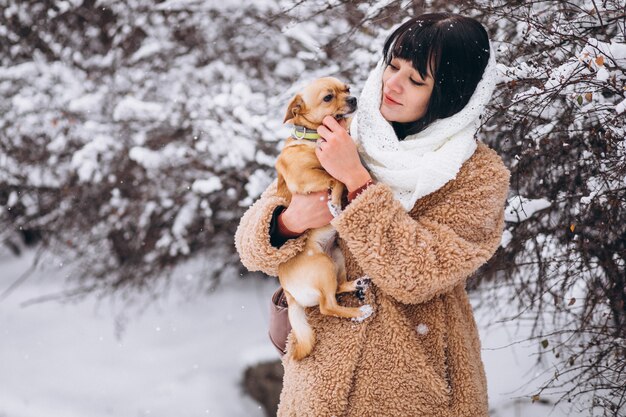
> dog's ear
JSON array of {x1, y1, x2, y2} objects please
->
[{"x1": 283, "y1": 94, "x2": 305, "y2": 123}]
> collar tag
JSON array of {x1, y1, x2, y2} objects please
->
[{"x1": 289, "y1": 125, "x2": 320, "y2": 141}]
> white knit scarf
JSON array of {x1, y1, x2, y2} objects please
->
[{"x1": 351, "y1": 40, "x2": 498, "y2": 211}]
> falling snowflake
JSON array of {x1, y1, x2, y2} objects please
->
[{"x1": 416, "y1": 323, "x2": 429, "y2": 335}]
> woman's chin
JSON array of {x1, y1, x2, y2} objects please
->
[
  {"x1": 379, "y1": 105, "x2": 398, "y2": 122},
  {"x1": 380, "y1": 106, "x2": 421, "y2": 124}
]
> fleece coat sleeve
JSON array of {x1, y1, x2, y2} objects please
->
[
  {"x1": 330, "y1": 149, "x2": 510, "y2": 305},
  {"x1": 234, "y1": 179, "x2": 309, "y2": 277}
]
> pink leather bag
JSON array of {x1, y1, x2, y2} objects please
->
[{"x1": 269, "y1": 287, "x2": 291, "y2": 356}]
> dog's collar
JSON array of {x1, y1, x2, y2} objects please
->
[{"x1": 287, "y1": 124, "x2": 320, "y2": 141}]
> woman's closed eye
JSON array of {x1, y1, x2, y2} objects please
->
[{"x1": 388, "y1": 62, "x2": 424, "y2": 86}]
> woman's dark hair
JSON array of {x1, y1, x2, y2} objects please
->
[{"x1": 382, "y1": 13, "x2": 491, "y2": 139}]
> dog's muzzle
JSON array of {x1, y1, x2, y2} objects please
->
[{"x1": 334, "y1": 96, "x2": 358, "y2": 121}]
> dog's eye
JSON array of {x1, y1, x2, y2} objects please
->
[{"x1": 323, "y1": 94, "x2": 333, "y2": 102}]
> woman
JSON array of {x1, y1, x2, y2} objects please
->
[{"x1": 235, "y1": 12, "x2": 510, "y2": 417}]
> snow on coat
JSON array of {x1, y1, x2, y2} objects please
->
[{"x1": 234, "y1": 141, "x2": 510, "y2": 417}]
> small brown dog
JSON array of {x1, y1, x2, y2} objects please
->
[{"x1": 275, "y1": 77, "x2": 372, "y2": 360}]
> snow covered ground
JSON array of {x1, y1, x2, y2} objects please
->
[
  {"x1": 1, "y1": 248, "x2": 582, "y2": 417},
  {"x1": 0, "y1": 249, "x2": 275, "y2": 417}
]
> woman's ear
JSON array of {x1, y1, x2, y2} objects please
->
[{"x1": 283, "y1": 94, "x2": 305, "y2": 123}]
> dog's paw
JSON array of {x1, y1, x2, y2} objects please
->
[
  {"x1": 355, "y1": 275, "x2": 371, "y2": 289},
  {"x1": 354, "y1": 275, "x2": 371, "y2": 301},
  {"x1": 327, "y1": 199, "x2": 343, "y2": 218},
  {"x1": 352, "y1": 304, "x2": 374, "y2": 323}
]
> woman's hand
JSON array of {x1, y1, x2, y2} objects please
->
[
  {"x1": 316, "y1": 116, "x2": 372, "y2": 192},
  {"x1": 280, "y1": 190, "x2": 333, "y2": 233}
]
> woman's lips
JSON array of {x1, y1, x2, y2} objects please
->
[{"x1": 383, "y1": 93, "x2": 401, "y2": 106}]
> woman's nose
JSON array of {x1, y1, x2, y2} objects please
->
[{"x1": 386, "y1": 73, "x2": 403, "y2": 93}]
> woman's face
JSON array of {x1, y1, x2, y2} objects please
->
[{"x1": 380, "y1": 57, "x2": 435, "y2": 123}]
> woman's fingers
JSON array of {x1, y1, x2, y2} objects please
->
[
  {"x1": 317, "y1": 124, "x2": 332, "y2": 140},
  {"x1": 322, "y1": 115, "x2": 341, "y2": 131}
]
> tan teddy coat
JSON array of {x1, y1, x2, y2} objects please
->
[{"x1": 234, "y1": 141, "x2": 510, "y2": 417}]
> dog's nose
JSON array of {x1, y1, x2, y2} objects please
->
[{"x1": 347, "y1": 96, "x2": 357, "y2": 107}]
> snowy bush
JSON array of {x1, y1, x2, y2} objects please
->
[
  {"x1": 0, "y1": 0, "x2": 315, "y2": 291},
  {"x1": 439, "y1": 1, "x2": 625, "y2": 415}
]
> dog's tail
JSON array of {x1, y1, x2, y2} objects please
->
[{"x1": 286, "y1": 294, "x2": 315, "y2": 360}]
